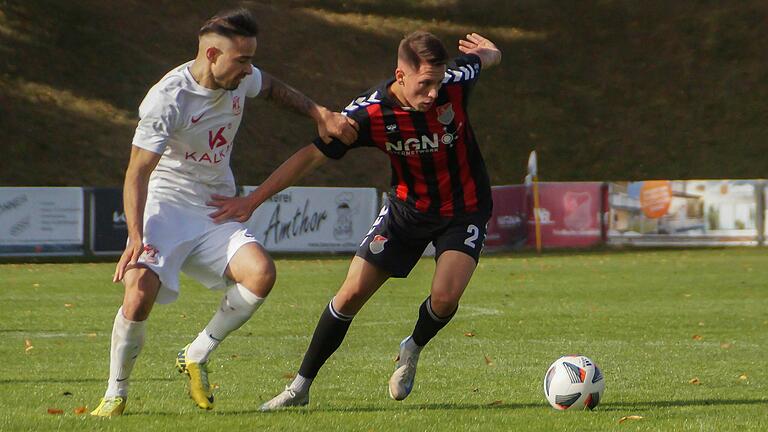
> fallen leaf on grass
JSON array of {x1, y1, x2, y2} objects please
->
[
  {"x1": 720, "y1": 342, "x2": 732, "y2": 349},
  {"x1": 74, "y1": 406, "x2": 87, "y2": 415},
  {"x1": 689, "y1": 377, "x2": 701, "y2": 385},
  {"x1": 738, "y1": 374, "x2": 748, "y2": 381},
  {"x1": 24, "y1": 339, "x2": 34, "y2": 353},
  {"x1": 86, "y1": 333, "x2": 97, "y2": 338},
  {"x1": 230, "y1": 354, "x2": 239, "y2": 359},
  {"x1": 212, "y1": 383, "x2": 220, "y2": 390},
  {"x1": 464, "y1": 332, "x2": 475, "y2": 337},
  {"x1": 692, "y1": 335, "x2": 703, "y2": 341},
  {"x1": 47, "y1": 408, "x2": 64, "y2": 415},
  {"x1": 618, "y1": 415, "x2": 643, "y2": 423},
  {"x1": 64, "y1": 303, "x2": 74, "y2": 308},
  {"x1": 282, "y1": 373, "x2": 296, "y2": 380},
  {"x1": 488, "y1": 400, "x2": 503, "y2": 406},
  {"x1": 484, "y1": 355, "x2": 494, "y2": 366}
]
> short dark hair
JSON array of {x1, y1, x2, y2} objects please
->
[
  {"x1": 398, "y1": 31, "x2": 448, "y2": 69},
  {"x1": 199, "y1": 8, "x2": 259, "y2": 38}
]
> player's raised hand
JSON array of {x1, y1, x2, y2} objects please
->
[
  {"x1": 317, "y1": 108, "x2": 359, "y2": 145},
  {"x1": 207, "y1": 194, "x2": 256, "y2": 224},
  {"x1": 114, "y1": 237, "x2": 144, "y2": 282},
  {"x1": 458, "y1": 33, "x2": 502, "y2": 68}
]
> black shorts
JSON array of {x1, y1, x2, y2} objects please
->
[{"x1": 356, "y1": 200, "x2": 490, "y2": 278}]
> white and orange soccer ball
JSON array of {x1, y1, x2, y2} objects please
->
[{"x1": 543, "y1": 355, "x2": 605, "y2": 410}]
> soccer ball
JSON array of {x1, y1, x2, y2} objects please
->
[{"x1": 543, "y1": 355, "x2": 605, "y2": 410}]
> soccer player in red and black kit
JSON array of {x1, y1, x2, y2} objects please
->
[{"x1": 208, "y1": 31, "x2": 502, "y2": 409}]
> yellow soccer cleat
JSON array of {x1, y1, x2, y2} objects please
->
[
  {"x1": 90, "y1": 396, "x2": 127, "y2": 417},
  {"x1": 176, "y1": 345, "x2": 214, "y2": 410}
]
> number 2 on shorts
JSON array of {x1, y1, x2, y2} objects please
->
[{"x1": 464, "y1": 224, "x2": 480, "y2": 248}]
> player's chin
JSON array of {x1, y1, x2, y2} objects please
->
[{"x1": 418, "y1": 102, "x2": 434, "y2": 112}]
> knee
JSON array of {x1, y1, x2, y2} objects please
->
[
  {"x1": 240, "y1": 258, "x2": 276, "y2": 298},
  {"x1": 429, "y1": 293, "x2": 459, "y2": 318},
  {"x1": 122, "y1": 270, "x2": 159, "y2": 321}
]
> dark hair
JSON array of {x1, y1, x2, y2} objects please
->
[
  {"x1": 199, "y1": 8, "x2": 259, "y2": 38},
  {"x1": 398, "y1": 31, "x2": 448, "y2": 69}
]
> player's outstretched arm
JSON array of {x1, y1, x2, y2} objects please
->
[
  {"x1": 114, "y1": 146, "x2": 161, "y2": 282},
  {"x1": 207, "y1": 144, "x2": 329, "y2": 224},
  {"x1": 458, "y1": 33, "x2": 502, "y2": 69},
  {"x1": 259, "y1": 72, "x2": 359, "y2": 144}
]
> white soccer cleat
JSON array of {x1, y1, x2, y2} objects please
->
[
  {"x1": 388, "y1": 336, "x2": 421, "y2": 401},
  {"x1": 259, "y1": 386, "x2": 309, "y2": 411}
]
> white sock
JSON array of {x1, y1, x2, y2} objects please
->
[
  {"x1": 186, "y1": 283, "x2": 264, "y2": 363},
  {"x1": 403, "y1": 336, "x2": 422, "y2": 354},
  {"x1": 105, "y1": 307, "x2": 147, "y2": 398},
  {"x1": 290, "y1": 374, "x2": 313, "y2": 394}
]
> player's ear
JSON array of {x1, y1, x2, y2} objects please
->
[
  {"x1": 205, "y1": 46, "x2": 221, "y2": 63},
  {"x1": 395, "y1": 69, "x2": 405, "y2": 85}
]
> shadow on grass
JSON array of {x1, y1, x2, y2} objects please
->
[
  {"x1": 0, "y1": 377, "x2": 175, "y2": 384},
  {"x1": 127, "y1": 398, "x2": 768, "y2": 416},
  {"x1": 601, "y1": 399, "x2": 768, "y2": 410}
]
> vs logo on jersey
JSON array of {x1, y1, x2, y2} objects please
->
[{"x1": 208, "y1": 127, "x2": 228, "y2": 149}]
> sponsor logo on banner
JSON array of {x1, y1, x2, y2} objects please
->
[
  {"x1": 0, "y1": 187, "x2": 84, "y2": 256},
  {"x1": 242, "y1": 186, "x2": 378, "y2": 252},
  {"x1": 263, "y1": 198, "x2": 328, "y2": 246},
  {"x1": 640, "y1": 180, "x2": 672, "y2": 218},
  {"x1": 333, "y1": 193, "x2": 356, "y2": 240},
  {"x1": 563, "y1": 192, "x2": 593, "y2": 230}
]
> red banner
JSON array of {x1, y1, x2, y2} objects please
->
[
  {"x1": 527, "y1": 182, "x2": 606, "y2": 248},
  {"x1": 485, "y1": 185, "x2": 528, "y2": 251}
]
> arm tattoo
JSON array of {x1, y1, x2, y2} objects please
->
[{"x1": 262, "y1": 74, "x2": 318, "y2": 118}]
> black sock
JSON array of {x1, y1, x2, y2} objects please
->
[
  {"x1": 411, "y1": 296, "x2": 457, "y2": 347},
  {"x1": 298, "y1": 298, "x2": 354, "y2": 379}
]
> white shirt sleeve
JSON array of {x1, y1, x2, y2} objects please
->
[
  {"x1": 131, "y1": 86, "x2": 181, "y2": 154},
  {"x1": 245, "y1": 65, "x2": 263, "y2": 98}
]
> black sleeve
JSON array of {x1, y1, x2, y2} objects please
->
[
  {"x1": 313, "y1": 136, "x2": 349, "y2": 160},
  {"x1": 311, "y1": 99, "x2": 373, "y2": 160},
  {"x1": 444, "y1": 54, "x2": 483, "y2": 102}
]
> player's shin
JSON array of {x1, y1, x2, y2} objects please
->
[
  {"x1": 105, "y1": 306, "x2": 147, "y2": 398},
  {"x1": 295, "y1": 297, "x2": 355, "y2": 392},
  {"x1": 186, "y1": 283, "x2": 264, "y2": 363},
  {"x1": 411, "y1": 296, "x2": 457, "y2": 347}
]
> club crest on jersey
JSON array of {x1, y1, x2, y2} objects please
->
[
  {"x1": 436, "y1": 103, "x2": 454, "y2": 125},
  {"x1": 369, "y1": 235, "x2": 388, "y2": 254},
  {"x1": 232, "y1": 95, "x2": 242, "y2": 115},
  {"x1": 140, "y1": 244, "x2": 159, "y2": 264}
]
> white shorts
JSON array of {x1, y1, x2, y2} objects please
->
[{"x1": 135, "y1": 200, "x2": 259, "y2": 304}]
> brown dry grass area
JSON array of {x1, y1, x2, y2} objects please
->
[{"x1": 1, "y1": 0, "x2": 767, "y2": 187}]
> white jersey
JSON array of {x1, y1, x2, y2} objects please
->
[{"x1": 132, "y1": 61, "x2": 263, "y2": 210}]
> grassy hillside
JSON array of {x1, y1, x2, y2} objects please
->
[{"x1": 1, "y1": 0, "x2": 766, "y2": 189}]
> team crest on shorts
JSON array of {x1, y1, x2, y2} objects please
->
[
  {"x1": 140, "y1": 244, "x2": 159, "y2": 264},
  {"x1": 369, "y1": 235, "x2": 388, "y2": 254}
]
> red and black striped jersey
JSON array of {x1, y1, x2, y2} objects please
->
[{"x1": 314, "y1": 54, "x2": 491, "y2": 217}]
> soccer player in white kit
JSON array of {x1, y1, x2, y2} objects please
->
[{"x1": 90, "y1": 8, "x2": 357, "y2": 417}]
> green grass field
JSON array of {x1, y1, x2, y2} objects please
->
[{"x1": 1, "y1": 249, "x2": 767, "y2": 431}]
